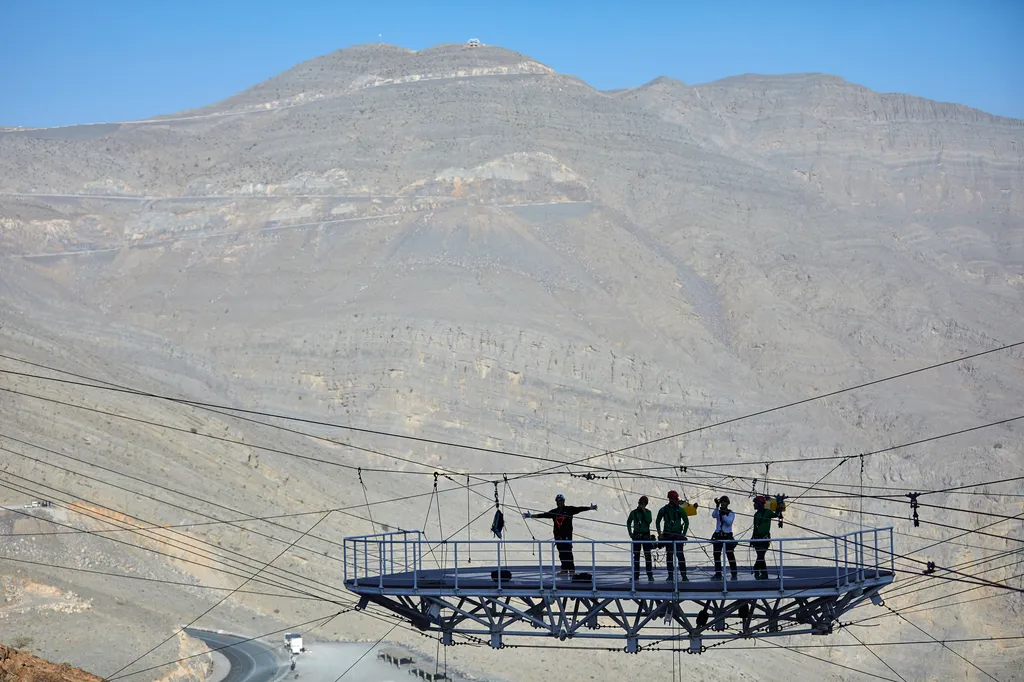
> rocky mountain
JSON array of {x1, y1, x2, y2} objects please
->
[{"x1": 1, "y1": 43, "x2": 1022, "y2": 682}]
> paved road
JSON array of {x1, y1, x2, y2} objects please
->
[{"x1": 184, "y1": 628, "x2": 284, "y2": 682}]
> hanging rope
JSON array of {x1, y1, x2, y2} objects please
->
[
  {"x1": 422, "y1": 472, "x2": 442, "y2": 569},
  {"x1": 504, "y1": 474, "x2": 537, "y2": 556},
  {"x1": 434, "y1": 472, "x2": 446, "y2": 568},
  {"x1": 358, "y1": 467, "x2": 377, "y2": 533},
  {"x1": 859, "y1": 454, "x2": 866, "y2": 531}
]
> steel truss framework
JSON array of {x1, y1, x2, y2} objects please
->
[
  {"x1": 345, "y1": 529, "x2": 895, "y2": 653},
  {"x1": 354, "y1": 583, "x2": 889, "y2": 653}
]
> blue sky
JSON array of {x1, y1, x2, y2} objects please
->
[{"x1": 2, "y1": 0, "x2": 1022, "y2": 127}]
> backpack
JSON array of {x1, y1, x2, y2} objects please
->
[{"x1": 491, "y1": 509, "x2": 505, "y2": 538}]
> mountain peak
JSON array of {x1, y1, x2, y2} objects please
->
[{"x1": 182, "y1": 41, "x2": 553, "y2": 117}]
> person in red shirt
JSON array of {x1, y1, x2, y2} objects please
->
[{"x1": 524, "y1": 494, "x2": 597, "y2": 575}]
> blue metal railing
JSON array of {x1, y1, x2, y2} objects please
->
[{"x1": 343, "y1": 527, "x2": 894, "y2": 594}]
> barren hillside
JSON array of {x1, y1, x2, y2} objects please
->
[{"x1": 1, "y1": 43, "x2": 1022, "y2": 682}]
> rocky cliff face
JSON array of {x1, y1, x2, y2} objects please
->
[
  {"x1": 1, "y1": 642, "x2": 104, "y2": 682},
  {"x1": 1, "y1": 43, "x2": 1022, "y2": 682}
]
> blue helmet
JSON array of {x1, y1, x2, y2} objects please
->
[{"x1": 555, "y1": 493, "x2": 565, "y2": 502}]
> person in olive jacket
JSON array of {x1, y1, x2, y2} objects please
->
[
  {"x1": 626, "y1": 495, "x2": 655, "y2": 582},
  {"x1": 524, "y1": 494, "x2": 597, "y2": 575},
  {"x1": 656, "y1": 490, "x2": 690, "y2": 582},
  {"x1": 751, "y1": 496, "x2": 779, "y2": 579}
]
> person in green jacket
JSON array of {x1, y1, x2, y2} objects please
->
[
  {"x1": 626, "y1": 496, "x2": 655, "y2": 582},
  {"x1": 656, "y1": 490, "x2": 690, "y2": 582},
  {"x1": 751, "y1": 496, "x2": 779, "y2": 580}
]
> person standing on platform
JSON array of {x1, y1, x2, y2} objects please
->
[
  {"x1": 751, "y1": 496, "x2": 779, "y2": 579},
  {"x1": 711, "y1": 496, "x2": 739, "y2": 581},
  {"x1": 524, "y1": 494, "x2": 597, "y2": 575},
  {"x1": 626, "y1": 495, "x2": 655, "y2": 582},
  {"x1": 656, "y1": 490, "x2": 689, "y2": 582}
]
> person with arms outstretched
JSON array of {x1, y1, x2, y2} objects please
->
[
  {"x1": 656, "y1": 491, "x2": 689, "y2": 582},
  {"x1": 524, "y1": 494, "x2": 597, "y2": 575},
  {"x1": 627, "y1": 495, "x2": 655, "y2": 582}
]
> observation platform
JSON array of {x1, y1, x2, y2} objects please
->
[{"x1": 344, "y1": 528, "x2": 895, "y2": 653}]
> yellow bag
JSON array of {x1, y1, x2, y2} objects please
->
[
  {"x1": 767, "y1": 498, "x2": 786, "y2": 512},
  {"x1": 682, "y1": 502, "x2": 698, "y2": 517}
]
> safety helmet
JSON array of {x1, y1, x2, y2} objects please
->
[
  {"x1": 754, "y1": 496, "x2": 766, "y2": 507},
  {"x1": 555, "y1": 493, "x2": 565, "y2": 502},
  {"x1": 719, "y1": 495, "x2": 731, "y2": 506},
  {"x1": 638, "y1": 495, "x2": 649, "y2": 505},
  {"x1": 667, "y1": 490, "x2": 680, "y2": 500}
]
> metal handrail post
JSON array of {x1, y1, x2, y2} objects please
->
[
  {"x1": 858, "y1": 532, "x2": 865, "y2": 583},
  {"x1": 630, "y1": 540, "x2": 635, "y2": 592},
  {"x1": 363, "y1": 540, "x2": 368, "y2": 580},
  {"x1": 890, "y1": 529, "x2": 895, "y2": 575},
  {"x1": 834, "y1": 537, "x2": 840, "y2": 589},
  {"x1": 497, "y1": 539, "x2": 503, "y2": 590},
  {"x1": 538, "y1": 541, "x2": 543, "y2": 589},
  {"x1": 552, "y1": 540, "x2": 557, "y2": 592},
  {"x1": 379, "y1": 541, "x2": 385, "y2": 589},
  {"x1": 413, "y1": 537, "x2": 419, "y2": 592},
  {"x1": 592, "y1": 542, "x2": 597, "y2": 592},
  {"x1": 778, "y1": 540, "x2": 785, "y2": 592},
  {"x1": 454, "y1": 543, "x2": 459, "y2": 592},
  {"x1": 844, "y1": 538, "x2": 849, "y2": 585},
  {"x1": 673, "y1": 541, "x2": 678, "y2": 592},
  {"x1": 874, "y1": 529, "x2": 880, "y2": 577}
]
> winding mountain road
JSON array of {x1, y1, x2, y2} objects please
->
[{"x1": 184, "y1": 628, "x2": 285, "y2": 682}]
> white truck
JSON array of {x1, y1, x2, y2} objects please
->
[{"x1": 284, "y1": 632, "x2": 303, "y2": 654}]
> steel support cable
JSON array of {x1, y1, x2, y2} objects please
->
[
  {"x1": 0, "y1": 360, "x2": 545, "y2": 472},
  {"x1": 0, "y1": 439, "x2": 358, "y2": 564},
  {"x1": 657, "y1": 469, "x2": 1024, "y2": 549},
  {"x1": 0, "y1": 465, "x2": 395, "y2": 604},
  {"x1": 0, "y1": 442, "x2": 409, "y2": 579},
  {"x1": 849, "y1": 562, "x2": 1024, "y2": 627},
  {"x1": 333, "y1": 623, "x2": 400, "y2": 682},
  {"x1": 679, "y1": 461, "x2": 1024, "y2": 523},
  {"x1": 882, "y1": 604, "x2": 1000, "y2": 682},
  {"x1": 696, "y1": 636, "x2": 1024, "y2": 650},
  {"x1": 877, "y1": 567, "x2": 1024, "y2": 621},
  {"x1": 851, "y1": 547, "x2": 1024, "y2": 605},
  {"x1": 8, "y1": 372, "x2": 1022, "y2": 500},
  {"x1": 508, "y1": 414, "x2": 1024, "y2": 487},
  {"x1": 845, "y1": 625, "x2": 910, "y2": 682},
  {"x1": 0, "y1": 475, "x2": 352, "y2": 606},
  {"x1": 630, "y1": 471, "x2": 1024, "y2": 590},
  {"x1": 749, "y1": 635, "x2": 901, "y2": 682},
  {"x1": 888, "y1": 550, "x2": 1024, "y2": 602},
  {"x1": 99, "y1": 612, "x2": 348, "y2": 681},
  {"x1": 0, "y1": 384, "x2": 481, "y2": 483},
  {"x1": 0, "y1": 554, "x2": 327, "y2": 600},
  {"x1": 518, "y1": 340, "x2": 1024, "y2": 475},
  {"x1": 0, "y1": 433, "x2": 496, "y2": 549},
  {"x1": 775, "y1": 514, "x2": 1024, "y2": 593},
  {"x1": 107, "y1": 509, "x2": 335, "y2": 680},
  {"x1": 707, "y1": 472, "x2": 1024, "y2": 498},
  {"x1": 11, "y1": 345, "x2": 1023, "y2": 484}
]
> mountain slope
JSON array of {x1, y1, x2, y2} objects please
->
[{"x1": 1, "y1": 43, "x2": 1022, "y2": 682}]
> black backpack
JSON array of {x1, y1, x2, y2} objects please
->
[{"x1": 491, "y1": 509, "x2": 505, "y2": 538}]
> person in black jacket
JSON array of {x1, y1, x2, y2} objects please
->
[{"x1": 524, "y1": 494, "x2": 597, "y2": 575}]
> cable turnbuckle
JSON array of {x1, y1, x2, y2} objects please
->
[{"x1": 906, "y1": 492, "x2": 921, "y2": 527}]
